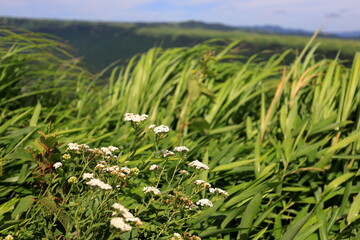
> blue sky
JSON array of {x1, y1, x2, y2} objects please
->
[{"x1": 1, "y1": 0, "x2": 359, "y2": 32}]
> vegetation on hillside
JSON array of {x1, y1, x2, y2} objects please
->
[
  {"x1": 1, "y1": 17, "x2": 359, "y2": 71},
  {"x1": 0, "y1": 28, "x2": 360, "y2": 239}
]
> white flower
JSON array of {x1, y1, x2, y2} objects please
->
[
  {"x1": 149, "y1": 164, "x2": 161, "y2": 171},
  {"x1": 103, "y1": 166, "x2": 120, "y2": 174},
  {"x1": 194, "y1": 180, "x2": 205, "y2": 185},
  {"x1": 124, "y1": 113, "x2": 148, "y2": 123},
  {"x1": 95, "y1": 163, "x2": 106, "y2": 169},
  {"x1": 108, "y1": 146, "x2": 119, "y2": 151},
  {"x1": 86, "y1": 178, "x2": 112, "y2": 190},
  {"x1": 209, "y1": 188, "x2": 229, "y2": 197},
  {"x1": 92, "y1": 148, "x2": 104, "y2": 155},
  {"x1": 122, "y1": 210, "x2": 134, "y2": 218},
  {"x1": 79, "y1": 144, "x2": 90, "y2": 149},
  {"x1": 126, "y1": 217, "x2": 142, "y2": 225},
  {"x1": 188, "y1": 160, "x2": 209, "y2": 170},
  {"x1": 110, "y1": 217, "x2": 132, "y2": 231},
  {"x1": 86, "y1": 178, "x2": 103, "y2": 186},
  {"x1": 67, "y1": 143, "x2": 80, "y2": 151},
  {"x1": 142, "y1": 186, "x2": 161, "y2": 195},
  {"x1": 193, "y1": 180, "x2": 211, "y2": 188},
  {"x1": 173, "y1": 146, "x2": 189, "y2": 152},
  {"x1": 99, "y1": 182, "x2": 112, "y2": 190},
  {"x1": 153, "y1": 125, "x2": 170, "y2": 134},
  {"x1": 148, "y1": 124, "x2": 156, "y2": 129},
  {"x1": 53, "y1": 162, "x2": 62, "y2": 169},
  {"x1": 120, "y1": 167, "x2": 131, "y2": 175},
  {"x1": 160, "y1": 149, "x2": 174, "y2": 157},
  {"x1": 101, "y1": 147, "x2": 113, "y2": 156},
  {"x1": 82, "y1": 173, "x2": 94, "y2": 180},
  {"x1": 196, "y1": 199, "x2": 213, "y2": 207},
  {"x1": 112, "y1": 203, "x2": 127, "y2": 212},
  {"x1": 173, "y1": 233, "x2": 183, "y2": 240},
  {"x1": 179, "y1": 170, "x2": 189, "y2": 175}
]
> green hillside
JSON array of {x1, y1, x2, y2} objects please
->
[{"x1": 1, "y1": 17, "x2": 359, "y2": 71}]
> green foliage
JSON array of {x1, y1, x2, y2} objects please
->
[{"x1": 1, "y1": 28, "x2": 360, "y2": 239}]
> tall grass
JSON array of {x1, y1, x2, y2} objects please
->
[{"x1": 1, "y1": 28, "x2": 360, "y2": 239}]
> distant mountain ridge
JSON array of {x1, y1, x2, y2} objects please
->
[
  {"x1": 1, "y1": 16, "x2": 359, "y2": 39},
  {"x1": 177, "y1": 21, "x2": 360, "y2": 39},
  {"x1": 1, "y1": 16, "x2": 359, "y2": 71}
]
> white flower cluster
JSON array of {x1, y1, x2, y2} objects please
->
[
  {"x1": 95, "y1": 160, "x2": 107, "y2": 169},
  {"x1": 110, "y1": 203, "x2": 142, "y2": 231},
  {"x1": 66, "y1": 143, "x2": 119, "y2": 159},
  {"x1": 196, "y1": 198, "x2": 213, "y2": 207},
  {"x1": 142, "y1": 186, "x2": 161, "y2": 195},
  {"x1": 110, "y1": 217, "x2": 132, "y2": 232},
  {"x1": 153, "y1": 125, "x2": 170, "y2": 134},
  {"x1": 160, "y1": 149, "x2": 174, "y2": 157},
  {"x1": 188, "y1": 160, "x2": 209, "y2": 170},
  {"x1": 66, "y1": 143, "x2": 89, "y2": 151},
  {"x1": 82, "y1": 173, "x2": 94, "y2": 180},
  {"x1": 179, "y1": 170, "x2": 189, "y2": 175},
  {"x1": 149, "y1": 164, "x2": 161, "y2": 171},
  {"x1": 101, "y1": 165, "x2": 131, "y2": 178},
  {"x1": 173, "y1": 146, "x2": 189, "y2": 152},
  {"x1": 121, "y1": 167, "x2": 131, "y2": 174},
  {"x1": 124, "y1": 113, "x2": 148, "y2": 123},
  {"x1": 193, "y1": 180, "x2": 211, "y2": 189},
  {"x1": 100, "y1": 146, "x2": 118, "y2": 156},
  {"x1": 171, "y1": 233, "x2": 201, "y2": 240},
  {"x1": 209, "y1": 187, "x2": 229, "y2": 197},
  {"x1": 86, "y1": 178, "x2": 112, "y2": 190},
  {"x1": 53, "y1": 162, "x2": 62, "y2": 169},
  {"x1": 172, "y1": 233, "x2": 183, "y2": 240}
]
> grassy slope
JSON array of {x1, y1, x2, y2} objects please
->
[{"x1": 1, "y1": 17, "x2": 359, "y2": 72}]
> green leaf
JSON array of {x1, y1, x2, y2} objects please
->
[
  {"x1": 280, "y1": 213, "x2": 312, "y2": 240},
  {"x1": 11, "y1": 195, "x2": 35, "y2": 219},
  {"x1": 0, "y1": 198, "x2": 19, "y2": 216},
  {"x1": 7, "y1": 148, "x2": 33, "y2": 162},
  {"x1": 18, "y1": 163, "x2": 32, "y2": 184},
  {"x1": 238, "y1": 192, "x2": 263, "y2": 240},
  {"x1": 221, "y1": 206, "x2": 246, "y2": 229},
  {"x1": 347, "y1": 192, "x2": 360, "y2": 224},
  {"x1": 29, "y1": 101, "x2": 42, "y2": 127},
  {"x1": 293, "y1": 223, "x2": 322, "y2": 240},
  {"x1": 211, "y1": 159, "x2": 254, "y2": 172},
  {"x1": 323, "y1": 172, "x2": 354, "y2": 196}
]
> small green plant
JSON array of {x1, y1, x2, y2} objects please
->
[{"x1": 4, "y1": 113, "x2": 227, "y2": 239}]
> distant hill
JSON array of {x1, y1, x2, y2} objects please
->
[
  {"x1": 1, "y1": 17, "x2": 359, "y2": 71},
  {"x1": 336, "y1": 31, "x2": 360, "y2": 39}
]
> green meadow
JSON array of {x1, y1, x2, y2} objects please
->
[{"x1": 0, "y1": 24, "x2": 360, "y2": 239}]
